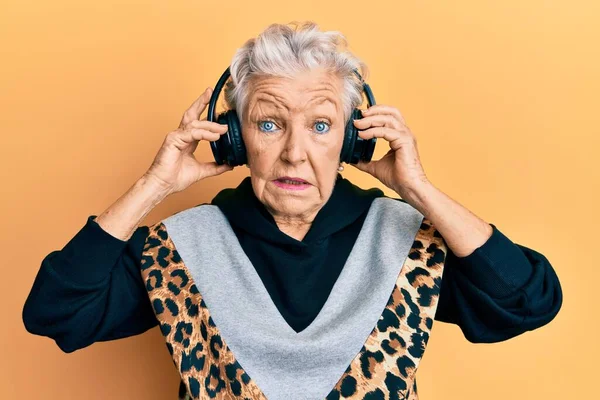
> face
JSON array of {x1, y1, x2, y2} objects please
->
[{"x1": 241, "y1": 67, "x2": 346, "y2": 226}]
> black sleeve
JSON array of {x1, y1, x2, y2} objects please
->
[
  {"x1": 433, "y1": 223, "x2": 563, "y2": 343},
  {"x1": 22, "y1": 215, "x2": 159, "y2": 353}
]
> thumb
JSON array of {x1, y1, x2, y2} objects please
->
[
  {"x1": 351, "y1": 160, "x2": 373, "y2": 175},
  {"x1": 199, "y1": 161, "x2": 234, "y2": 178}
]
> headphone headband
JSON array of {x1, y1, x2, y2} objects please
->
[{"x1": 207, "y1": 67, "x2": 232, "y2": 123}]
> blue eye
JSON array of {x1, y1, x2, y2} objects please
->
[
  {"x1": 314, "y1": 120, "x2": 330, "y2": 134},
  {"x1": 258, "y1": 120, "x2": 278, "y2": 132}
]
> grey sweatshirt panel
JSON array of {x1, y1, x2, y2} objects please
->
[{"x1": 162, "y1": 197, "x2": 424, "y2": 400}]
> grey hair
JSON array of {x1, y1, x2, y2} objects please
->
[{"x1": 222, "y1": 21, "x2": 369, "y2": 125}]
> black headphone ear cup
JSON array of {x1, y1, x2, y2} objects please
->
[
  {"x1": 225, "y1": 110, "x2": 247, "y2": 166},
  {"x1": 343, "y1": 108, "x2": 377, "y2": 164},
  {"x1": 211, "y1": 110, "x2": 247, "y2": 166},
  {"x1": 211, "y1": 111, "x2": 229, "y2": 165},
  {"x1": 341, "y1": 109, "x2": 360, "y2": 163}
]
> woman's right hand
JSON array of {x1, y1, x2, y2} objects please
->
[{"x1": 143, "y1": 87, "x2": 234, "y2": 196}]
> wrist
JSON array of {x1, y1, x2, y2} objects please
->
[
  {"x1": 398, "y1": 178, "x2": 436, "y2": 214},
  {"x1": 136, "y1": 174, "x2": 172, "y2": 204}
]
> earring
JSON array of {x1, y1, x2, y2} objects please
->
[{"x1": 338, "y1": 163, "x2": 344, "y2": 172}]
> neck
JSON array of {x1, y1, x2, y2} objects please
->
[
  {"x1": 269, "y1": 209, "x2": 318, "y2": 242},
  {"x1": 274, "y1": 221, "x2": 312, "y2": 242}
]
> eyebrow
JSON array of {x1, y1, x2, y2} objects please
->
[{"x1": 311, "y1": 96, "x2": 337, "y2": 107}]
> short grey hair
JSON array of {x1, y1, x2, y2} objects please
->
[{"x1": 223, "y1": 21, "x2": 369, "y2": 125}]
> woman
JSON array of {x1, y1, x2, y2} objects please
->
[{"x1": 23, "y1": 22, "x2": 562, "y2": 400}]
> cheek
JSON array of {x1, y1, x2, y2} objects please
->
[
  {"x1": 243, "y1": 131, "x2": 275, "y2": 170},
  {"x1": 324, "y1": 129, "x2": 345, "y2": 159}
]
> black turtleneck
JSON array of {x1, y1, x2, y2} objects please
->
[{"x1": 22, "y1": 175, "x2": 562, "y2": 353}]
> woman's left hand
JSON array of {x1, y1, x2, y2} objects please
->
[{"x1": 350, "y1": 104, "x2": 430, "y2": 199}]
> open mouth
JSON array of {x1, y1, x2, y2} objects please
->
[
  {"x1": 273, "y1": 177, "x2": 311, "y2": 190},
  {"x1": 277, "y1": 178, "x2": 306, "y2": 185}
]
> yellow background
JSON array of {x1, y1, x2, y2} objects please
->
[{"x1": 2, "y1": 0, "x2": 597, "y2": 398}]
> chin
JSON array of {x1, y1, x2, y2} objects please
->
[{"x1": 271, "y1": 198, "x2": 315, "y2": 216}]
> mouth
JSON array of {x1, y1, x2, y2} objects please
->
[
  {"x1": 276, "y1": 176, "x2": 309, "y2": 184},
  {"x1": 273, "y1": 176, "x2": 311, "y2": 190}
]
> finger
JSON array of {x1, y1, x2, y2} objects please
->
[
  {"x1": 353, "y1": 114, "x2": 402, "y2": 131},
  {"x1": 189, "y1": 128, "x2": 225, "y2": 142},
  {"x1": 179, "y1": 87, "x2": 213, "y2": 128},
  {"x1": 186, "y1": 119, "x2": 228, "y2": 133},
  {"x1": 361, "y1": 105, "x2": 405, "y2": 124},
  {"x1": 357, "y1": 126, "x2": 409, "y2": 151},
  {"x1": 186, "y1": 125, "x2": 221, "y2": 153},
  {"x1": 174, "y1": 128, "x2": 222, "y2": 145},
  {"x1": 198, "y1": 161, "x2": 234, "y2": 177}
]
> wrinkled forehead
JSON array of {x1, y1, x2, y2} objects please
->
[{"x1": 246, "y1": 72, "x2": 344, "y2": 117}]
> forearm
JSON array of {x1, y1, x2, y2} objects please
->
[
  {"x1": 400, "y1": 181, "x2": 493, "y2": 258},
  {"x1": 95, "y1": 174, "x2": 170, "y2": 241}
]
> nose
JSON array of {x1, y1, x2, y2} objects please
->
[{"x1": 280, "y1": 123, "x2": 308, "y2": 165}]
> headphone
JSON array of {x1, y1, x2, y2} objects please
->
[{"x1": 207, "y1": 66, "x2": 377, "y2": 166}]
